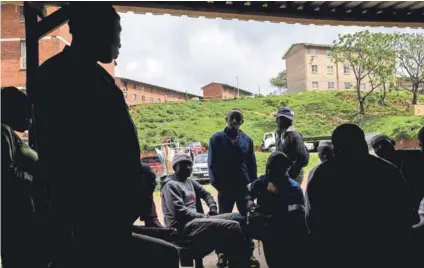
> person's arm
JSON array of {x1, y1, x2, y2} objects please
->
[
  {"x1": 248, "y1": 176, "x2": 267, "y2": 200},
  {"x1": 162, "y1": 183, "x2": 206, "y2": 224},
  {"x1": 208, "y1": 135, "x2": 222, "y2": 191},
  {"x1": 284, "y1": 132, "x2": 308, "y2": 178},
  {"x1": 305, "y1": 165, "x2": 324, "y2": 232},
  {"x1": 192, "y1": 180, "x2": 218, "y2": 212},
  {"x1": 246, "y1": 138, "x2": 258, "y2": 182}
]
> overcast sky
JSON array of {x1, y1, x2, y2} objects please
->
[{"x1": 115, "y1": 12, "x2": 424, "y2": 96}]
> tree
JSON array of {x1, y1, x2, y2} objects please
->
[
  {"x1": 270, "y1": 70, "x2": 287, "y2": 95},
  {"x1": 394, "y1": 33, "x2": 424, "y2": 105},
  {"x1": 333, "y1": 31, "x2": 396, "y2": 115}
]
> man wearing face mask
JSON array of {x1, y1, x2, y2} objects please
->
[
  {"x1": 161, "y1": 153, "x2": 252, "y2": 268},
  {"x1": 274, "y1": 107, "x2": 309, "y2": 185},
  {"x1": 208, "y1": 109, "x2": 258, "y2": 267},
  {"x1": 34, "y1": 4, "x2": 144, "y2": 268}
]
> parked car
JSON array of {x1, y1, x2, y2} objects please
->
[
  {"x1": 191, "y1": 154, "x2": 210, "y2": 183},
  {"x1": 260, "y1": 131, "x2": 321, "y2": 152},
  {"x1": 141, "y1": 155, "x2": 163, "y2": 176}
]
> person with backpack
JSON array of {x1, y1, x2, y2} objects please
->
[
  {"x1": 274, "y1": 107, "x2": 309, "y2": 185},
  {"x1": 247, "y1": 152, "x2": 308, "y2": 268}
]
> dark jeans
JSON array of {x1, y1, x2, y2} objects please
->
[
  {"x1": 218, "y1": 192, "x2": 255, "y2": 254},
  {"x1": 181, "y1": 213, "x2": 250, "y2": 267}
]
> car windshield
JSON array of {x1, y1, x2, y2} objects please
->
[
  {"x1": 195, "y1": 154, "x2": 207, "y2": 164},
  {"x1": 142, "y1": 157, "x2": 160, "y2": 164}
]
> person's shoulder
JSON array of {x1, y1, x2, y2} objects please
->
[
  {"x1": 239, "y1": 130, "x2": 253, "y2": 140},
  {"x1": 38, "y1": 49, "x2": 68, "y2": 75},
  {"x1": 210, "y1": 131, "x2": 225, "y2": 141}
]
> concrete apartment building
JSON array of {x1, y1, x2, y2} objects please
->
[
  {"x1": 283, "y1": 43, "x2": 369, "y2": 93},
  {"x1": 1, "y1": 3, "x2": 114, "y2": 89},
  {"x1": 115, "y1": 77, "x2": 200, "y2": 105},
  {"x1": 202, "y1": 82, "x2": 253, "y2": 100}
]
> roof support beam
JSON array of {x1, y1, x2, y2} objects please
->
[{"x1": 37, "y1": 5, "x2": 71, "y2": 39}]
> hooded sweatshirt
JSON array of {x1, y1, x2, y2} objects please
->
[{"x1": 161, "y1": 174, "x2": 217, "y2": 230}]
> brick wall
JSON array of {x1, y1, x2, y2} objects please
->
[
  {"x1": 202, "y1": 83, "x2": 224, "y2": 99},
  {"x1": 1, "y1": 4, "x2": 115, "y2": 88},
  {"x1": 115, "y1": 78, "x2": 190, "y2": 105}
]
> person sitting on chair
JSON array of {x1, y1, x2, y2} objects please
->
[
  {"x1": 247, "y1": 152, "x2": 307, "y2": 268},
  {"x1": 161, "y1": 153, "x2": 252, "y2": 268}
]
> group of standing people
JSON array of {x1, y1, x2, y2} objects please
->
[{"x1": 2, "y1": 2, "x2": 423, "y2": 268}]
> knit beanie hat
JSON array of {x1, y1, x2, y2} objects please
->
[{"x1": 172, "y1": 153, "x2": 193, "y2": 170}]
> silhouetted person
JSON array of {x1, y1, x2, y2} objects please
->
[
  {"x1": 371, "y1": 134, "x2": 402, "y2": 167},
  {"x1": 208, "y1": 109, "x2": 258, "y2": 267},
  {"x1": 34, "y1": 4, "x2": 144, "y2": 267},
  {"x1": 305, "y1": 140, "x2": 334, "y2": 215},
  {"x1": 307, "y1": 124, "x2": 414, "y2": 268},
  {"x1": 419, "y1": 126, "x2": 424, "y2": 152},
  {"x1": 1, "y1": 87, "x2": 48, "y2": 268},
  {"x1": 274, "y1": 107, "x2": 309, "y2": 184},
  {"x1": 161, "y1": 153, "x2": 251, "y2": 268},
  {"x1": 248, "y1": 152, "x2": 307, "y2": 268}
]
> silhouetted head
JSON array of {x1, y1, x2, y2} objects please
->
[
  {"x1": 275, "y1": 107, "x2": 294, "y2": 132},
  {"x1": 172, "y1": 153, "x2": 193, "y2": 180},
  {"x1": 69, "y1": 3, "x2": 121, "y2": 63},
  {"x1": 332, "y1": 124, "x2": 368, "y2": 156},
  {"x1": 418, "y1": 127, "x2": 424, "y2": 151},
  {"x1": 265, "y1": 152, "x2": 292, "y2": 193},
  {"x1": 226, "y1": 109, "x2": 244, "y2": 133},
  {"x1": 317, "y1": 140, "x2": 335, "y2": 162},
  {"x1": 371, "y1": 134, "x2": 396, "y2": 160},
  {"x1": 1, "y1": 87, "x2": 32, "y2": 132}
]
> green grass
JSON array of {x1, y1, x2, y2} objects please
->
[{"x1": 130, "y1": 90, "x2": 423, "y2": 150}]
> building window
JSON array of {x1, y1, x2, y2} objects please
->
[
  {"x1": 328, "y1": 82, "x2": 334, "y2": 89},
  {"x1": 149, "y1": 97, "x2": 153, "y2": 103},
  {"x1": 360, "y1": 83, "x2": 366, "y2": 90},
  {"x1": 142, "y1": 95, "x2": 145, "y2": 102},
  {"x1": 312, "y1": 81, "x2": 319, "y2": 89},
  {"x1": 20, "y1": 40, "x2": 26, "y2": 69},
  {"x1": 327, "y1": 50, "x2": 333, "y2": 57},
  {"x1": 343, "y1": 65, "x2": 350, "y2": 75},
  {"x1": 158, "y1": 98, "x2": 161, "y2": 103},
  {"x1": 141, "y1": 87, "x2": 144, "y2": 92},
  {"x1": 19, "y1": 6, "x2": 25, "y2": 22},
  {"x1": 344, "y1": 82, "x2": 352, "y2": 89},
  {"x1": 309, "y1": 48, "x2": 317, "y2": 56},
  {"x1": 327, "y1": 66, "x2": 333, "y2": 74},
  {"x1": 150, "y1": 87, "x2": 153, "y2": 93},
  {"x1": 132, "y1": 94, "x2": 136, "y2": 101},
  {"x1": 311, "y1": 65, "x2": 318, "y2": 73}
]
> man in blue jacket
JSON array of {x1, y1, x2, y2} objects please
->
[{"x1": 208, "y1": 109, "x2": 258, "y2": 267}]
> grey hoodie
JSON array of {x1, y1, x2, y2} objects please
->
[{"x1": 160, "y1": 174, "x2": 217, "y2": 230}]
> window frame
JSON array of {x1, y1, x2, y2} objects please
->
[
  {"x1": 312, "y1": 81, "x2": 319, "y2": 89},
  {"x1": 309, "y1": 48, "x2": 317, "y2": 56},
  {"x1": 20, "y1": 40, "x2": 26, "y2": 69},
  {"x1": 132, "y1": 94, "x2": 137, "y2": 101},
  {"x1": 343, "y1": 65, "x2": 350, "y2": 75},
  {"x1": 327, "y1": 65, "x2": 333, "y2": 74},
  {"x1": 328, "y1": 81, "x2": 335, "y2": 89},
  {"x1": 311, "y1": 65, "x2": 318, "y2": 73}
]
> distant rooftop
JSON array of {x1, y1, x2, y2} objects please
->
[
  {"x1": 202, "y1": 82, "x2": 253, "y2": 96},
  {"x1": 116, "y1": 77, "x2": 202, "y2": 98},
  {"x1": 282, "y1": 43, "x2": 332, "y2": 59}
]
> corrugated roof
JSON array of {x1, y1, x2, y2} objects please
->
[{"x1": 15, "y1": 1, "x2": 424, "y2": 28}]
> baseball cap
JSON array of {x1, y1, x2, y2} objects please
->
[
  {"x1": 275, "y1": 107, "x2": 295, "y2": 121},
  {"x1": 172, "y1": 153, "x2": 193, "y2": 169}
]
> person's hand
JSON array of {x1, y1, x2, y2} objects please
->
[
  {"x1": 246, "y1": 200, "x2": 258, "y2": 212},
  {"x1": 208, "y1": 206, "x2": 218, "y2": 216}
]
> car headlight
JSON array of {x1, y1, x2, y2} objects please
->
[{"x1": 193, "y1": 167, "x2": 200, "y2": 172}]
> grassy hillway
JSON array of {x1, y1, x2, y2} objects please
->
[{"x1": 130, "y1": 90, "x2": 423, "y2": 151}]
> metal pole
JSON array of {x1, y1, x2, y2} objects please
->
[
  {"x1": 236, "y1": 76, "x2": 239, "y2": 98},
  {"x1": 24, "y1": 2, "x2": 40, "y2": 150}
]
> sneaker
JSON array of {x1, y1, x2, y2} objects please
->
[
  {"x1": 216, "y1": 253, "x2": 228, "y2": 268},
  {"x1": 250, "y1": 256, "x2": 260, "y2": 268}
]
